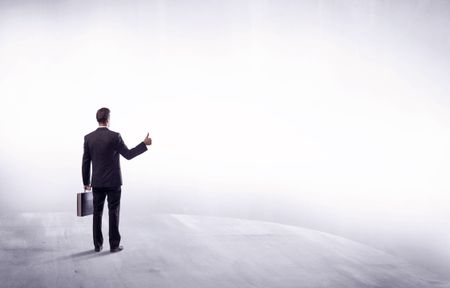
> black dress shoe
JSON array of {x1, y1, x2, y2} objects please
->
[
  {"x1": 110, "y1": 245, "x2": 124, "y2": 253},
  {"x1": 95, "y1": 246, "x2": 103, "y2": 252}
]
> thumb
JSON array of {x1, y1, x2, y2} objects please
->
[{"x1": 146, "y1": 132, "x2": 149, "y2": 138}]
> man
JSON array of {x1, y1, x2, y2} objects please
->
[{"x1": 82, "y1": 107, "x2": 152, "y2": 253}]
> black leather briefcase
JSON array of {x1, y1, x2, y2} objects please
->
[{"x1": 77, "y1": 191, "x2": 93, "y2": 216}]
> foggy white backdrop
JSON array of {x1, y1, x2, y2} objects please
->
[{"x1": 1, "y1": 0, "x2": 450, "y2": 279}]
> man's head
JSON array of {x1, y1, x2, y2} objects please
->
[{"x1": 96, "y1": 107, "x2": 110, "y2": 126}]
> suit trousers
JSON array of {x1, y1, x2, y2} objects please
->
[{"x1": 92, "y1": 186, "x2": 121, "y2": 249}]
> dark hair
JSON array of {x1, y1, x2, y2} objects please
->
[{"x1": 96, "y1": 107, "x2": 110, "y2": 123}]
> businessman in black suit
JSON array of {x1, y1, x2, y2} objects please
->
[{"x1": 82, "y1": 107, "x2": 152, "y2": 253}]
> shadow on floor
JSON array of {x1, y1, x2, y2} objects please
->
[
  {"x1": 70, "y1": 250, "x2": 98, "y2": 258},
  {"x1": 69, "y1": 249, "x2": 113, "y2": 259},
  {"x1": 41, "y1": 249, "x2": 113, "y2": 265}
]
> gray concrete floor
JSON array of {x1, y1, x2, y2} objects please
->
[{"x1": 0, "y1": 212, "x2": 448, "y2": 288}]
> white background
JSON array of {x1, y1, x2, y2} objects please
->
[{"x1": 0, "y1": 0, "x2": 449, "y2": 278}]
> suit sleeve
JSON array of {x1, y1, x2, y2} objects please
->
[
  {"x1": 82, "y1": 137, "x2": 91, "y2": 185},
  {"x1": 116, "y1": 133, "x2": 148, "y2": 160}
]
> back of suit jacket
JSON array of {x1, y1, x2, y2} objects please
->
[{"x1": 82, "y1": 128, "x2": 147, "y2": 187}]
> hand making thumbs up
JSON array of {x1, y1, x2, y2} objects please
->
[{"x1": 143, "y1": 132, "x2": 152, "y2": 146}]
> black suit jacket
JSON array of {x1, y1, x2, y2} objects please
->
[{"x1": 82, "y1": 127, "x2": 148, "y2": 187}]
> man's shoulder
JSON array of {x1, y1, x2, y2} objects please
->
[
  {"x1": 107, "y1": 129, "x2": 121, "y2": 138},
  {"x1": 108, "y1": 129, "x2": 120, "y2": 135},
  {"x1": 84, "y1": 130, "x2": 96, "y2": 139},
  {"x1": 84, "y1": 128, "x2": 120, "y2": 139}
]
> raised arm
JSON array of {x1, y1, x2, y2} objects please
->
[{"x1": 116, "y1": 133, "x2": 150, "y2": 160}]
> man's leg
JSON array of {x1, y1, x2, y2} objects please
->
[
  {"x1": 107, "y1": 186, "x2": 122, "y2": 249},
  {"x1": 92, "y1": 188, "x2": 107, "y2": 250}
]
